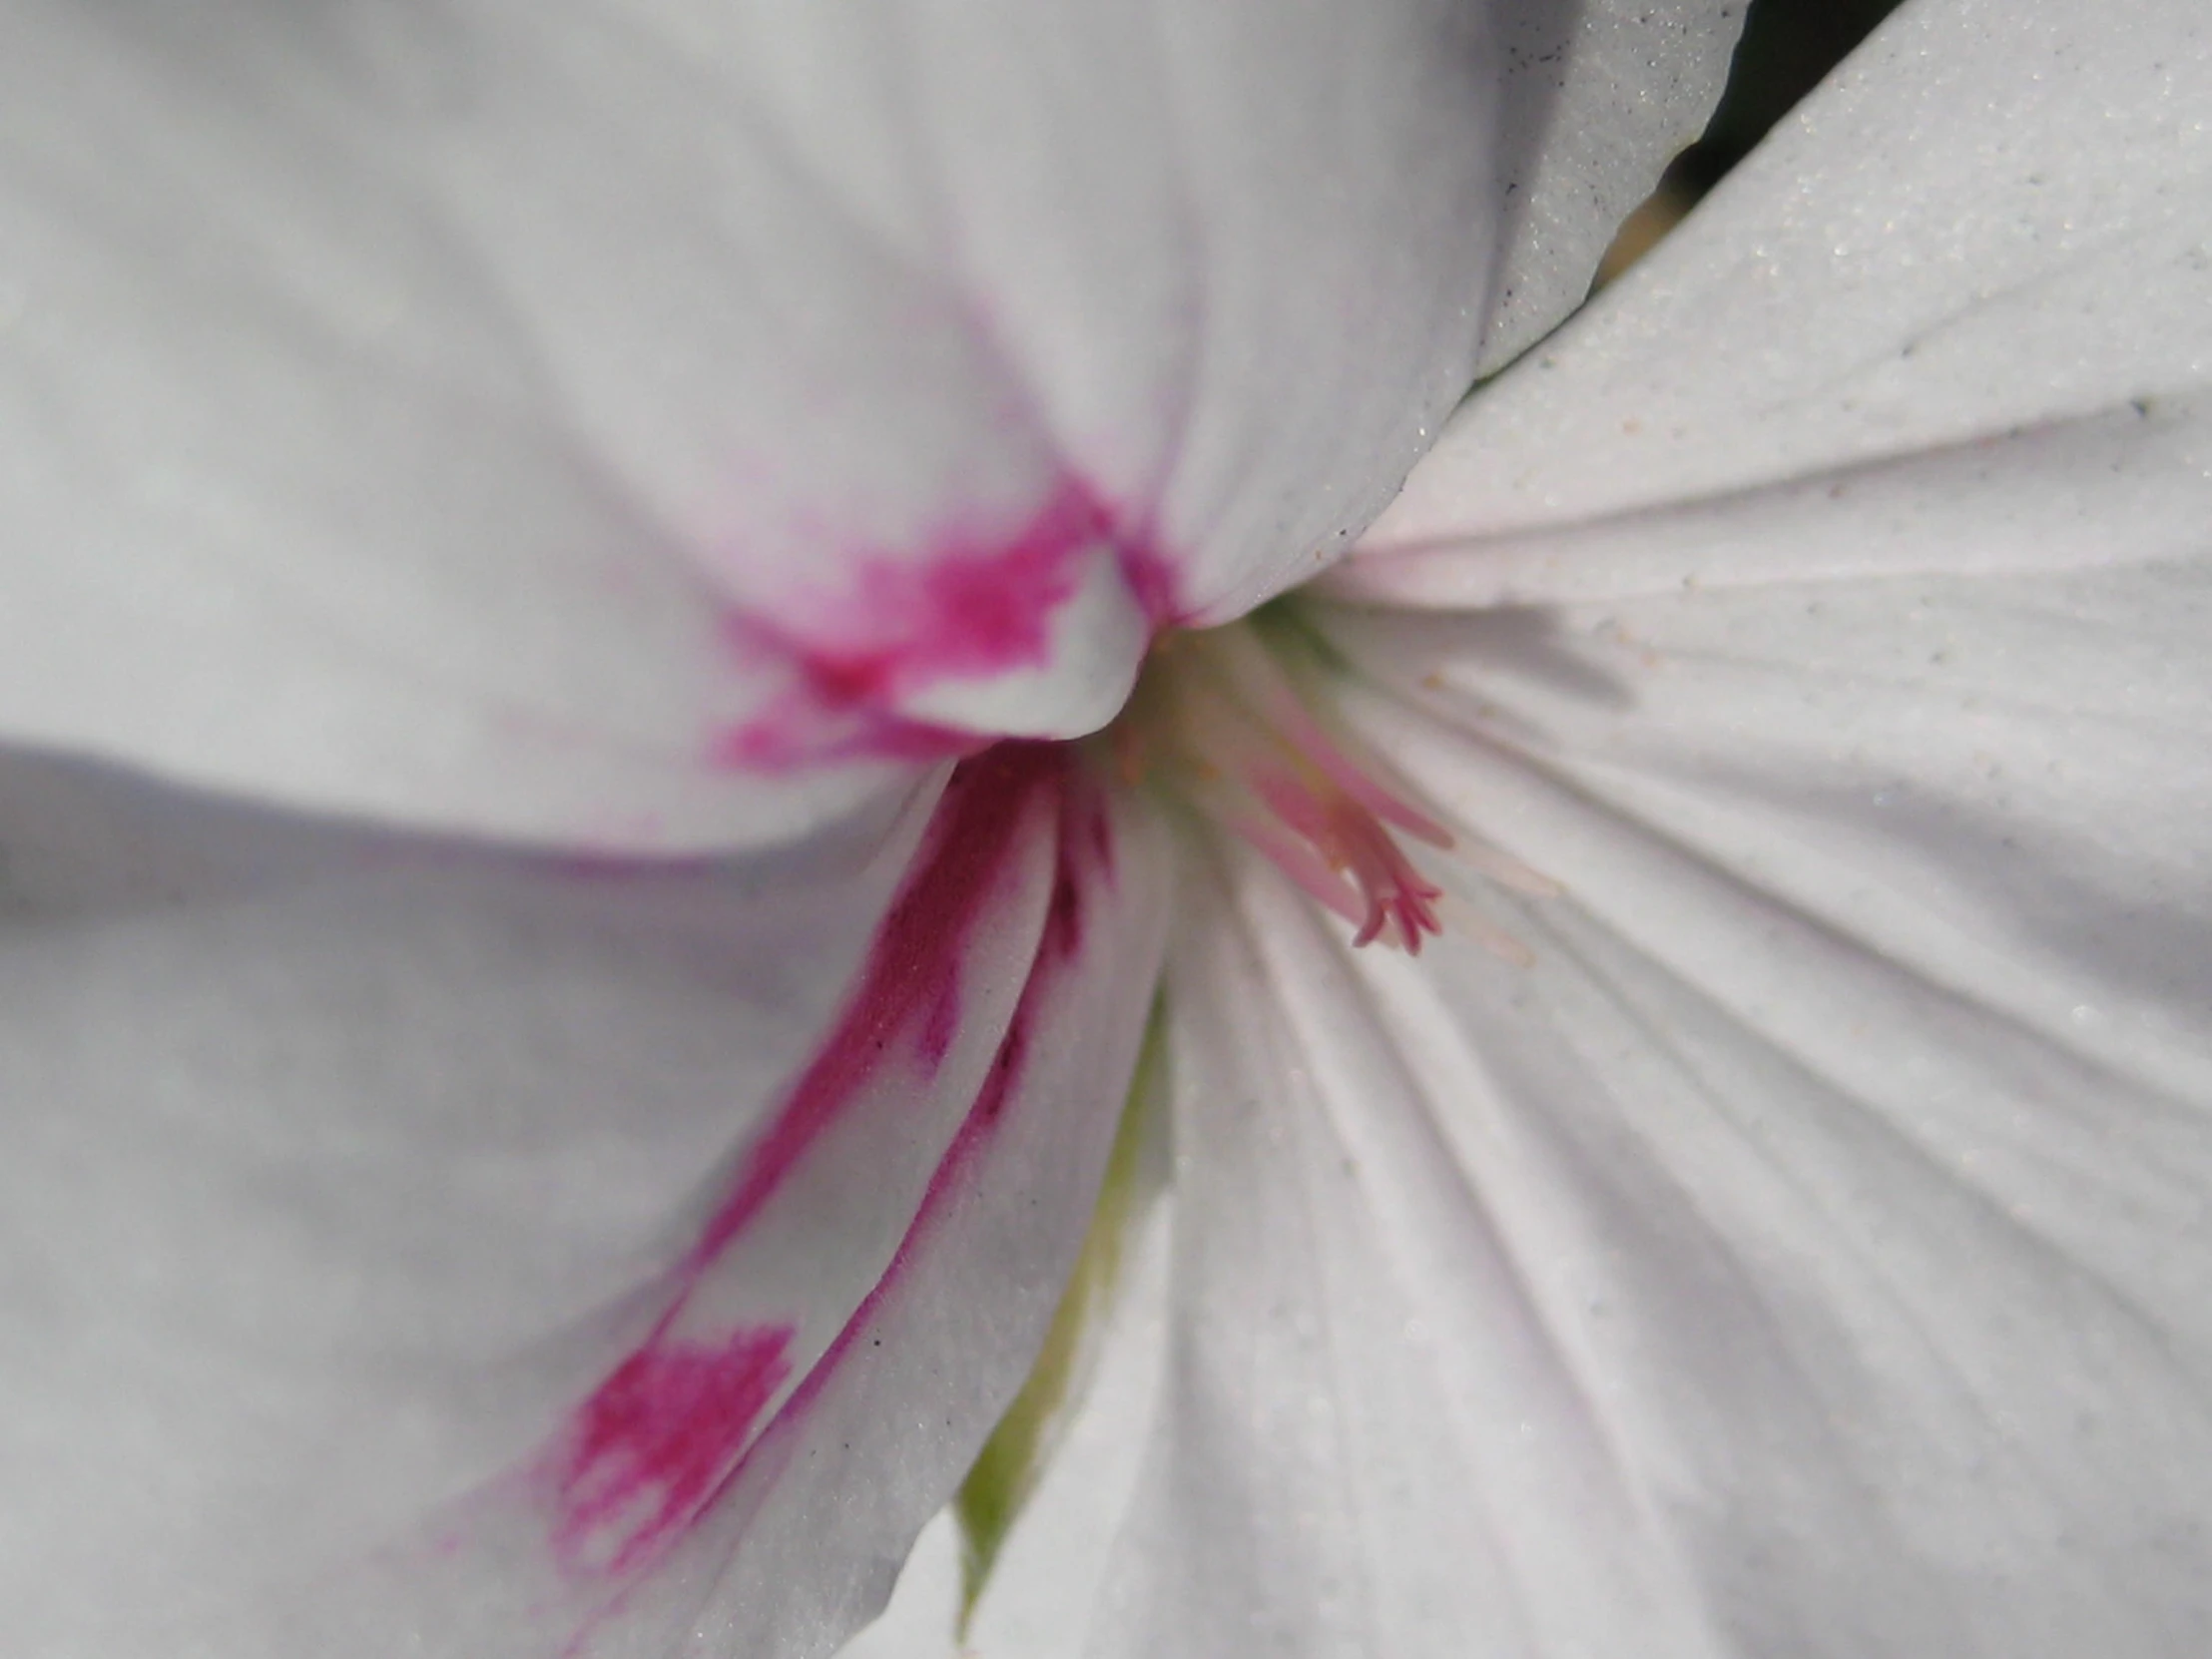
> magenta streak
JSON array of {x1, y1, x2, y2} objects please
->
[
  {"x1": 694, "y1": 744, "x2": 1071, "y2": 1263},
  {"x1": 731, "y1": 755, "x2": 1117, "y2": 1454},
  {"x1": 919, "y1": 977, "x2": 962, "y2": 1068},
  {"x1": 716, "y1": 478, "x2": 1181, "y2": 772},
  {"x1": 543, "y1": 747, "x2": 1113, "y2": 1604},
  {"x1": 551, "y1": 1325, "x2": 795, "y2": 1577}
]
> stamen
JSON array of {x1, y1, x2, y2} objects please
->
[{"x1": 1117, "y1": 617, "x2": 1454, "y2": 953}]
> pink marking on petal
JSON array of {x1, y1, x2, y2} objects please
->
[
  {"x1": 714, "y1": 479, "x2": 1181, "y2": 771},
  {"x1": 694, "y1": 743, "x2": 1075, "y2": 1263},
  {"x1": 552, "y1": 1324, "x2": 796, "y2": 1577},
  {"x1": 728, "y1": 754, "x2": 1116, "y2": 1461},
  {"x1": 532, "y1": 745, "x2": 1126, "y2": 1613},
  {"x1": 718, "y1": 753, "x2": 1121, "y2": 1443},
  {"x1": 919, "y1": 978, "x2": 962, "y2": 1068}
]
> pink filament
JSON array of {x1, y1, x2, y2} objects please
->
[
  {"x1": 1249, "y1": 767, "x2": 1446, "y2": 953},
  {"x1": 1129, "y1": 622, "x2": 1449, "y2": 953}
]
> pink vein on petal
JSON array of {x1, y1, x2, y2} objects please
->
[
  {"x1": 694, "y1": 744, "x2": 1072, "y2": 1263},
  {"x1": 729, "y1": 748, "x2": 1121, "y2": 1440},
  {"x1": 715, "y1": 478, "x2": 1180, "y2": 771},
  {"x1": 537, "y1": 746, "x2": 1120, "y2": 1604}
]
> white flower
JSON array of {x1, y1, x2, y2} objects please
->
[
  {"x1": 0, "y1": 1, "x2": 1740, "y2": 1655},
  {"x1": 858, "y1": 1, "x2": 2212, "y2": 1655},
  {"x1": 6, "y1": 0, "x2": 2209, "y2": 1655}
]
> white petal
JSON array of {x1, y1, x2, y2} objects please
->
[
  {"x1": 0, "y1": 0, "x2": 1686, "y2": 840},
  {"x1": 1474, "y1": 0, "x2": 1744, "y2": 375},
  {"x1": 957, "y1": 1193, "x2": 1177, "y2": 1656},
  {"x1": 1082, "y1": 794, "x2": 2212, "y2": 1654},
  {"x1": 840, "y1": 1198, "x2": 1176, "y2": 1659},
  {"x1": 836, "y1": 1512, "x2": 964, "y2": 1659},
  {"x1": 0, "y1": 746, "x2": 910, "y2": 1651},
  {"x1": 1070, "y1": 857, "x2": 1715, "y2": 1658},
  {"x1": 1287, "y1": 585, "x2": 2212, "y2": 1648},
  {"x1": 288, "y1": 749, "x2": 1168, "y2": 1658},
  {"x1": 0, "y1": 5, "x2": 916, "y2": 854},
  {"x1": 0, "y1": 744, "x2": 1172, "y2": 1657},
  {"x1": 1344, "y1": 0, "x2": 2212, "y2": 601},
  {"x1": 1321, "y1": 541, "x2": 2212, "y2": 1076}
]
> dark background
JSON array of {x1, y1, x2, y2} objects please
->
[
  {"x1": 1687, "y1": 0, "x2": 1907, "y2": 192},
  {"x1": 1600, "y1": 0, "x2": 1907, "y2": 279}
]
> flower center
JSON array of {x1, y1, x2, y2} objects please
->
[{"x1": 1107, "y1": 614, "x2": 1451, "y2": 953}]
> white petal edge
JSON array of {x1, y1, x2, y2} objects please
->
[
  {"x1": 1343, "y1": 0, "x2": 2212, "y2": 601},
  {"x1": 1474, "y1": 0, "x2": 1745, "y2": 375}
]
